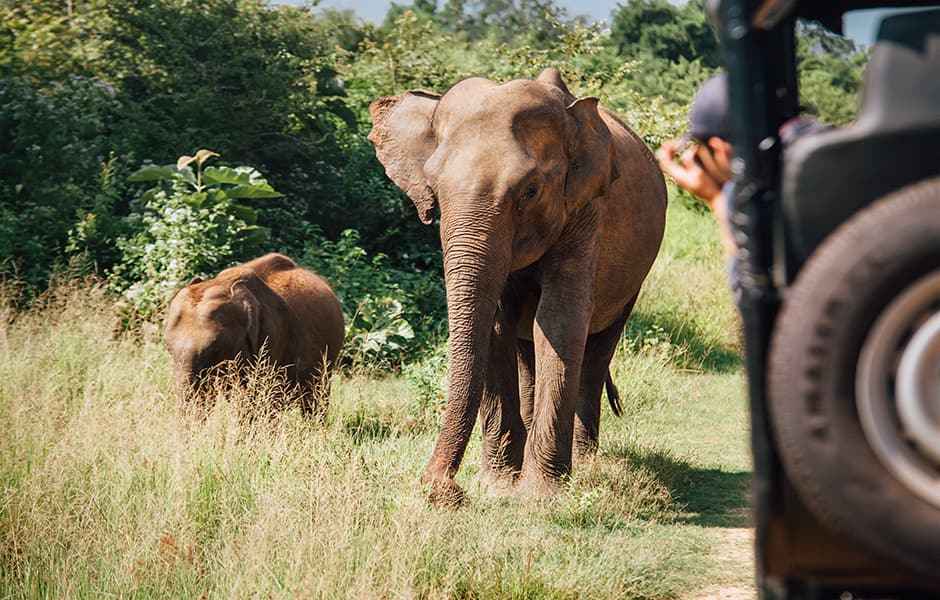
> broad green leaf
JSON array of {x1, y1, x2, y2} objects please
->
[
  {"x1": 225, "y1": 185, "x2": 283, "y2": 199},
  {"x1": 202, "y1": 166, "x2": 251, "y2": 186},
  {"x1": 204, "y1": 166, "x2": 275, "y2": 189},
  {"x1": 206, "y1": 188, "x2": 228, "y2": 203},
  {"x1": 177, "y1": 165, "x2": 197, "y2": 185},
  {"x1": 182, "y1": 191, "x2": 208, "y2": 209},
  {"x1": 128, "y1": 164, "x2": 179, "y2": 182},
  {"x1": 238, "y1": 226, "x2": 269, "y2": 247},
  {"x1": 234, "y1": 166, "x2": 268, "y2": 185},
  {"x1": 230, "y1": 204, "x2": 258, "y2": 224}
]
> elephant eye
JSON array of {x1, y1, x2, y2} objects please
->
[{"x1": 519, "y1": 183, "x2": 539, "y2": 212}]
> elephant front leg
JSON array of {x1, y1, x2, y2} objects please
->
[
  {"x1": 519, "y1": 316, "x2": 590, "y2": 495},
  {"x1": 477, "y1": 306, "x2": 527, "y2": 489},
  {"x1": 518, "y1": 242, "x2": 596, "y2": 495}
]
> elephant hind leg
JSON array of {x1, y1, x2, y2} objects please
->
[
  {"x1": 574, "y1": 295, "x2": 637, "y2": 460},
  {"x1": 517, "y1": 338, "x2": 536, "y2": 432}
]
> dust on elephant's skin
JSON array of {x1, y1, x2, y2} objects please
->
[
  {"x1": 369, "y1": 69, "x2": 666, "y2": 504},
  {"x1": 163, "y1": 253, "x2": 345, "y2": 417}
]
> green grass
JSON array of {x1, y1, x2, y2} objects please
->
[{"x1": 0, "y1": 200, "x2": 753, "y2": 599}]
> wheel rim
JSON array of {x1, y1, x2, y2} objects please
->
[{"x1": 857, "y1": 270, "x2": 940, "y2": 510}]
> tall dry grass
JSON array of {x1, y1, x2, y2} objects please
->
[{"x1": 1, "y1": 202, "x2": 751, "y2": 599}]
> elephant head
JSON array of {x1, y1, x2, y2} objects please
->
[
  {"x1": 368, "y1": 68, "x2": 621, "y2": 501},
  {"x1": 164, "y1": 274, "x2": 283, "y2": 396}
]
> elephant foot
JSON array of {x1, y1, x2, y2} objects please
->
[
  {"x1": 422, "y1": 472, "x2": 466, "y2": 507},
  {"x1": 515, "y1": 469, "x2": 562, "y2": 500},
  {"x1": 470, "y1": 467, "x2": 517, "y2": 497},
  {"x1": 573, "y1": 438, "x2": 599, "y2": 467}
]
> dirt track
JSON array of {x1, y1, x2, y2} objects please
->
[{"x1": 692, "y1": 527, "x2": 756, "y2": 600}]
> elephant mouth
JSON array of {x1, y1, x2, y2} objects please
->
[{"x1": 176, "y1": 370, "x2": 204, "y2": 396}]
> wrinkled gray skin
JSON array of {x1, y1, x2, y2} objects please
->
[
  {"x1": 164, "y1": 253, "x2": 345, "y2": 416},
  {"x1": 369, "y1": 69, "x2": 666, "y2": 503}
]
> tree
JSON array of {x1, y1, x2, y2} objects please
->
[
  {"x1": 797, "y1": 20, "x2": 867, "y2": 125},
  {"x1": 386, "y1": 0, "x2": 571, "y2": 45},
  {"x1": 0, "y1": 1, "x2": 124, "y2": 288},
  {"x1": 609, "y1": 0, "x2": 720, "y2": 68},
  {"x1": 0, "y1": 0, "x2": 110, "y2": 81}
]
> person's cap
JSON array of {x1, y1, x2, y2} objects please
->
[{"x1": 684, "y1": 72, "x2": 729, "y2": 143}]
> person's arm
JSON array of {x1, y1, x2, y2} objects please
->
[{"x1": 656, "y1": 137, "x2": 737, "y2": 258}]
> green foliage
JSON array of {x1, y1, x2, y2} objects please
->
[
  {"x1": 65, "y1": 153, "x2": 127, "y2": 272},
  {"x1": 113, "y1": 151, "x2": 276, "y2": 320},
  {"x1": 98, "y1": 0, "x2": 340, "y2": 166},
  {"x1": 349, "y1": 10, "x2": 470, "y2": 97},
  {"x1": 797, "y1": 20, "x2": 867, "y2": 125},
  {"x1": 0, "y1": 0, "x2": 353, "y2": 291},
  {"x1": 385, "y1": 0, "x2": 574, "y2": 45},
  {"x1": 482, "y1": 16, "x2": 616, "y2": 85},
  {"x1": 0, "y1": 75, "x2": 127, "y2": 289},
  {"x1": 303, "y1": 229, "x2": 446, "y2": 369},
  {"x1": 0, "y1": 1, "x2": 110, "y2": 80},
  {"x1": 403, "y1": 340, "x2": 449, "y2": 413},
  {"x1": 0, "y1": 0, "x2": 868, "y2": 368},
  {"x1": 346, "y1": 297, "x2": 416, "y2": 368},
  {"x1": 0, "y1": 2, "x2": 129, "y2": 289},
  {"x1": 610, "y1": 0, "x2": 720, "y2": 69}
]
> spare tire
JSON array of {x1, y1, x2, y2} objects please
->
[{"x1": 768, "y1": 176, "x2": 940, "y2": 575}]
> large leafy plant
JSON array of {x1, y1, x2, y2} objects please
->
[
  {"x1": 303, "y1": 228, "x2": 445, "y2": 371},
  {"x1": 113, "y1": 149, "x2": 281, "y2": 322}
]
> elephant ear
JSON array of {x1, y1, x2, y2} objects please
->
[
  {"x1": 231, "y1": 279, "x2": 262, "y2": 356},
  {"x1": 564, "y1": 97, "x2": 620, "y2": 215},
  {"x1": 368, "y1": 90, "x2": 441, "y2": 225}
]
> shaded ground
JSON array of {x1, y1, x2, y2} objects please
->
[
  {"x1": 604, "y1": 443, "x2": 756, "y2": 598},
  {"x1": 608, "y1": 444, "x2": 751, "y2": 528}
]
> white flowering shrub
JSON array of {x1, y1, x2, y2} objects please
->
[
  {"x1": 113, "y1": 150, "x2": 280, "y2": 325},
  {"x1": 303, "y1": 229, "x2": 440, "y2": 370}
]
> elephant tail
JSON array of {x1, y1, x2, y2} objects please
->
[{"x1": 605, "y1": 371, "x2": 623, "y2": 417}]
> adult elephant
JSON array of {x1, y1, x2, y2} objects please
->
[
  {"x1": 369, "y1": 69, "x2": 666, "y2": 502},
  {"x1": 164, "y1": 253, "x2": 345, "y2": 417}
]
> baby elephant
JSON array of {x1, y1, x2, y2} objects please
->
[{"x1": 164, "y1": 253, "x2": 345, "y2": 416}]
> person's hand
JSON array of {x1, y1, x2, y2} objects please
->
[
  {"x1": 656, "y1": 136, "x2": 737, "y2": 258},
  {"x1": 655, "y1": 137, "x2": 732, "y2": 208},
  {"x1": 699, "y1": 137, "x2": 732, "y2": 183}
]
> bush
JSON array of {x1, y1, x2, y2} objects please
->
[
  {"x1": 303, "y1": 228, "x2": 446, "y2": 370},
  {"x1": 112, "y1": 150, "x2": 279, "y2": 323},
  {"x1": 0, "y1": 76, "x2": 127, "y2": 290},
  {"x1": 403, "y1": 340, "x2": 449, "y2": 416}
]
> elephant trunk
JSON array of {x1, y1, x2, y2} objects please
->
[
  {"x1": 424, "y1": 208, "x2": 511, "y2": 502},
  {"x1": 173, "y1": 362, "x2": 203, "y2": 402}
]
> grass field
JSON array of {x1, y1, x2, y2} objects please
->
[{"x1": 0, "y1": 197, "x2": 753, "y2": 599}]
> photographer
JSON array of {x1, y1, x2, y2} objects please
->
[
  {"x1": 656, "y1": 72, "x2": 829, "y2": 300},
  {"x1": 657, "y1": 73, "x2": 736, "y2": 253}
]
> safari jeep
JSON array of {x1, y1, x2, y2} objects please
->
[{"x1": 713, "y1": 1, "x2": 940, "y2": 597}]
